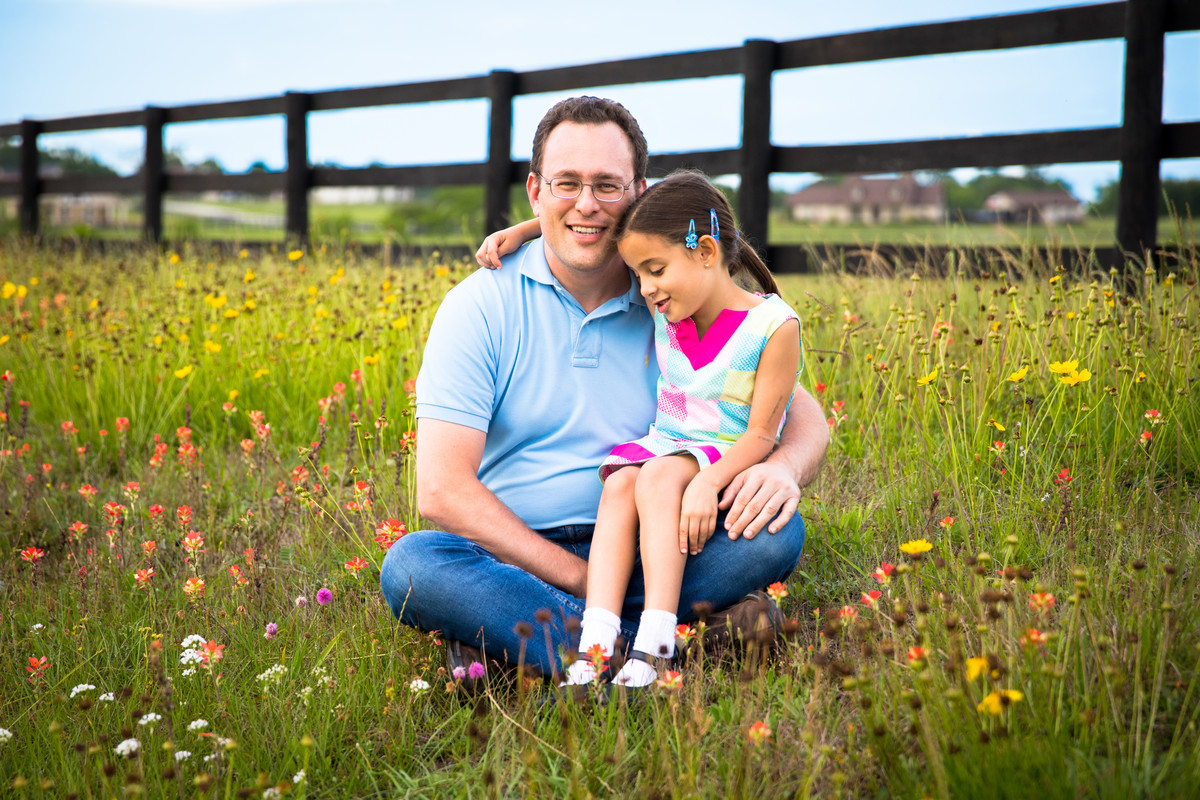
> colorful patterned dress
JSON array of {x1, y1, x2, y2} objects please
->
[{"x1": 599, "y1": 293, "x2": 802, "y2": 481}]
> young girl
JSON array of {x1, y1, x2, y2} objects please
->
[{"x1": 484, "y1": 170, "x2": 802, "y2": 688}]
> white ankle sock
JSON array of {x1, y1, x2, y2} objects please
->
[
  {"x1": 614, "y1": 609, "x2": 677, "y2": 687},
  {"x1": 565, "y1": 607, "x2": 621, "y2": 685}
]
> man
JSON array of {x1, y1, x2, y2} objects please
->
[{"x1": 379, "y1": 96, "x2": 828, "y2": 676}]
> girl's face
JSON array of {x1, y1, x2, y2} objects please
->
[{"x1": 618, "y1": 231, "x2": 714, "y2": 324}]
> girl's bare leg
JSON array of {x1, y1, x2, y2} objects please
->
[
  {"x1": 585, "y1": 465, "x2": 641, "y2": 614},
  {"x1": 566, "y1": 465, "x2": 639, "y2": 684},
  {"x1": 611, "y1": 455, "x2": 699, "y2": 687},
  {"x1": 634, "y1": 455, "x2": 700, "y2": 614}
]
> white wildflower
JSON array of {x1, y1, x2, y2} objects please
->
[
  {"x1": 0, "y1": 728, "x2": 13, "y2": 743},
  {"x1": 114, "y1": 738, "x2": 140, "y2": 757},
  {"x1": 256, "y1": 663, "x2": 287, "y2": 687},
  {"x1": 174, "y1": 749, "x2": 192, "y2": 761},
  {"x1": 138, "y1": 712, "x2": 162, "y2": 726},
  {"x1": 30, "y1": 623, "x2": 44, "y2": 633},
  {"x1": 263, "y1": 788, "x2": 283, "y2": 800},
  {"x1": 299, "y1": 685, "x2": 314, "y2": 706},
  {"x1": 99, "y1": 692, "x2": 115, "y2": 702},
  {"x1": 292, "y1": 769, "x2": 305, "y2": 784},
  {"x1": 181, "y1": 634, "x2": 207, "y2": 649},
  {"x1": 180, "y1": 648, "x2": 203, "y2": 666},
  {"x1": 409, "y1": 678, "x2": 431, "y2": 692},
  {"x1": 70, "y1": 683, "x2": 96, "y2": 698},
  {"x1": 187, "y1": 718, "x2": 209, "y2": 732}
]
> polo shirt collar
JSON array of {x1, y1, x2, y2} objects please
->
[{"x1": 517, "y1": 239, "x2": 647, "y2": 313}]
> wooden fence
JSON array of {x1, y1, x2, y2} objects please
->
[{"x1": 2, "y1": 0, "x2": 1198, "y2": 271}]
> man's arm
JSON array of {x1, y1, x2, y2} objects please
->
[
  {"x1": 416, "y1": 418, "x2": 589, "y2": 597},
  {"x1": 717, "y1": 383, "x2": 829, "y2": 539}
]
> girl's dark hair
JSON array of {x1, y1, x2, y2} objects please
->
[{"x1": 615, "y1": 170, "x2": 779, "y2": 294}]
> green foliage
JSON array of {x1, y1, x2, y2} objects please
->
[
  {"x1": 0, "y1": 140, "x2": 117, "y2": 176},
  {"x1": 385, "y1": 185, "x2": 486, "y2": 242},
  {"x1": 1092, "y1": 178, "x2": 1200, "y2": 217}
]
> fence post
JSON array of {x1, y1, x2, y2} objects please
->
[
  {"x1": 19, "y1": 119, "x2": 40, "y2": 237},
  {"x1": 739, "y1": 39, "x2": 777, "y2": 258},
  {"x1": 143, "y1": 105, "x2": 165, "y2": 244},
  {"x1": 1115, "y1": 0, "x2": 1166, "y2": 266},
  {"x1": 485, "y1": 70, "x2": 516, "y2": 236},
  {"x1": 285, "y1": 91, "x2": 311, "y2": 247}
]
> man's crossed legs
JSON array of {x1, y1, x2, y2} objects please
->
[{"x1": 379, "y1": 512, "x2": 805, "y2": 675}]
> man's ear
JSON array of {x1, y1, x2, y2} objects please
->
[{"x1": 527, "y1": 172, "x2": 542, "y2": 216}]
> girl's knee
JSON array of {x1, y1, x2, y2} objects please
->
[
  {"x1": 634, "y1": 456, "x2": 697, "y2": 501},
  {"x1": 602, "y1": 465, "x2": 640, "y2": 499}
]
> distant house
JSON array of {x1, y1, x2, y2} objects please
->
[
  {"x1": 983, "y1": 189, "x2": 1085, "y2": 224},
  {"x1": 786, "y1": 174, "x2": 945, "y2": 224},
  {"x1": 311, "y1": 186, "x2": 415, "y2": 205},
  {"x1": 43, "y1": 193, "x2": 127, "y2": 227}
]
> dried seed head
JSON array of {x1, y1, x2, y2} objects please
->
[{"x1": 534, "y1": 608, "x2": 552, "y2": 624}]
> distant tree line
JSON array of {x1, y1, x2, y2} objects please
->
[{"x1": 1091, "y1": 179, "x2": 1200, "y2": 217}]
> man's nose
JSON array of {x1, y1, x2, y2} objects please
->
[{"x1": 574, "y1": 185, "x2": 602, "y2": 213}]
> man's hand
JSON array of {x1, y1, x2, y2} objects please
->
[{"x1": 718, "y1": 461, "x2": 801, "y2": 540}]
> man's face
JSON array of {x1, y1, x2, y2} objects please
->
[{"x1": 528, "y1": 121, "x2": 643, "y2": 281}]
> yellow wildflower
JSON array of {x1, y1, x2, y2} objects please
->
[
  {"x1": 203, "y1": 340, "x2": 222, "y2": 354},
  {"x1": 174, "y1": 365, "x2": 194, "y2": 379},
  {"x1": 965, "y1": 657, "x2": 989, "y2": 682},
  {"x1": 1049, "y1": 275, "x2": 1061, "y2": 284},
  {"x1": 1048, "y1": 359, "x2": 1078, "y2": 374},
  {"x1": 988, "y1": 418, "x2": 1005, "y2": 432},
  {"x1": 916, "y1": 368, "x2": 938, "y2": 386},
  {"x1": 899, "y1": 538, "x2": 933, "y2": 555},
  {"x1": 363, "y1": 353, "x2": 381, "y2": 365},
  {"x1": 391, "y1": 316, "x2": 409, "y2": 331},
  {"x1": 977, "y1": 689, "x2": 1024, "y2": 715},
  {"x1": 224, "y1": 309, "x2": 239, "y2": 319},
  {"x1": 1, "y1": 281, "x2": 15, "y2": 298},
  {"x1": 1060, "y1": 369, "x2": 1091, "y2": 387},
  {"x1": 169, "y1": 253, "x2": 180, "y2": 265},
  {"x1": 1006, "y1": 366, "x2": 1028, "y2": 383},
  {"x1": 435, "y1": 266, "x2": 450, "y2": 278},
  {"x1": 253, "y1": 368, "x2": 269, "y2": 379},
  {"x1": 288, "y1": 250, "x2": 304, "y2": 261},
  {"x1": 243, "y1": 269, "x2": 256, "y2": 283}
]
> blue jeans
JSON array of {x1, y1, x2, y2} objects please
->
[{"x1": 379, "y1": 511, "x2": 805, "y2": 674}]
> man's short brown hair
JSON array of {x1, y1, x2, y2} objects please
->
[{"x1": 529, "y1": 96, "x2": 648, "y2": 183}]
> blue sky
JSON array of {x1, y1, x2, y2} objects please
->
[{"x1": 2, "y1": 0, "x2": 1198, "y2": 200}]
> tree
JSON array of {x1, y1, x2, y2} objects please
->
[
  {"x1": 1090, "y1": 178, "x2": 1200, "y2": 217},
  {"x1": 0, "y1": 140, "x2": 116, "y2": 175}
]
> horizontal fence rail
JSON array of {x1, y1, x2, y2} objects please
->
[{"x1": 2, "y1": 0, "x2": 1198, "y2": 269}]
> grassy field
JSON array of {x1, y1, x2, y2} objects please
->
[{"x1": 0, "y1": 238, "x2": 1197, "y2": 798}]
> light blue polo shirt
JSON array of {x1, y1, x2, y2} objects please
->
[{"x1": 416, "y1": 239, "x2": 658, "y2": 529}]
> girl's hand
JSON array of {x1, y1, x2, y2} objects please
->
[
  {"x1": 475, "y1": 219, "x2": 541, "y2": 269},
  {"x1": 679, "y1": 478, "x2": 719, "y2": 555}
]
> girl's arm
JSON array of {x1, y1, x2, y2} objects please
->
[
  {"x1": 678, "y1": 318, "x2": 801, "y2": 555},
  {"x1": 476, "y1": 218, "x2": 542, "y2": 269}
]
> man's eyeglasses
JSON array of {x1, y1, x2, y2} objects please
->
[{"x1": 538, "y1": 174, "x2": 633, "y2": 203}]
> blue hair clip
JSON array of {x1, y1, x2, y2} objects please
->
[
  {"x1": 685, "y1": 219, "x2": 698, "y2": 250},
  {"x1": 710, "y1": 208, "x2": 720, "y2": 242}
]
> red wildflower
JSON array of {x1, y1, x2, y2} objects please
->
[
  {"x1": 766, "y1": 581, "x2": 788, "y2": 603},
  {"x1": 199, "y1": 640, "x2": 224, "y2": 669},
  {"x1": 134, "y1": 568, "x2": 155, "y2": 589},
  {"x1": 60, "y1": 420, "x2": 78, "y2": 436},
  {"x1": 20, "y1": 546, "x2": 45, "y2": 563},
  {"x1": 115, "y1": 417, "x2": 131, "y2": 434},
  {"x1": 176, "y1": 505, "x2": 192, "y2": 528},
  {"x1": 871, "y1": 562, "x2": 895, "y2": 584},
  {"x1": 228, "y1": 564, "x2": 249, "y2": 586},
  {"x1": 374, "y1": 519, "x2": 406, "y2": 550},
  {"x1": 141, "y1": 540, "x2": 157, "y2": 557},
  {"x1": 861, "y1": 590, "x2": 881, "y2": 607},
  {"x1": 1029, "y1": 592, "x2": 1056, "y2": 613},
  {"x1": 747, "y1": 719, "x2": 772, "y2": 745},
  {"x1": 26, "y1": 655, "x2": 50, "y2": 682},
  {"x1": 907, "y1": 646, "x2": 927, "y2": 663},
  {"x1": 1054, "y1": 467, "x2": 1072, "y2": 485},
  {"x1": 344, "y1": 556, "x2": 369, "y2": 573}
]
